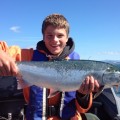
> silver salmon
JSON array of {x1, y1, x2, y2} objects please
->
[{"x1": 17, "y1": 60, "x2": 120, "y2": 92}]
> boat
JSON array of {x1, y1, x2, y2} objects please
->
[
  {"x1": 0, "y1": 89, "x2": 26, "y2": 120},
  {"x1": 88, "y1": 87, "x2": 120, "y2": 120},
  {"x1": 0, "y1": 87, "x2": 120, "y2": 120}
]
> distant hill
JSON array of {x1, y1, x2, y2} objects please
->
[{"x1": 103, "y1": 60, "x2": 120, "y2": 68}]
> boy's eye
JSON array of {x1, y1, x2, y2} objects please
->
[
  {"x1": 58, "y1": 34, "x2": 64, "y2": 38},
  {"x1": 47, "y1": 35, "x2": 53, "y2": 38},
  {"x1": 46, "y1": 34, "x2": 64, "y2": 39}
]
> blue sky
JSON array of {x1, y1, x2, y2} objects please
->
[{"x1": 0, "y1": 0, "x2": 120, "y2": 60}]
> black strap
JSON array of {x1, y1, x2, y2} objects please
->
[{"x1": 47, "y1": 105, "x2": 60, "y2": 117}]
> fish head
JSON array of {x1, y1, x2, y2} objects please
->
[
  {"x1": 102, "y1": 66, "x2": 120, "y2": 87},
  {"x1": 93, "y1": 68, "x2": 120, "y2": 99}
]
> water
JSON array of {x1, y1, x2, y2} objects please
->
[
  {"x1": 113, "y1": 86, "x2": 120, "y2": 97},
  {"x1": 112, "y1": 61, "x2": 120, "y2": 97}
]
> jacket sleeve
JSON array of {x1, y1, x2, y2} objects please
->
[{"x1": 75, "y1": 92, "x2": 93, "y2": 113}]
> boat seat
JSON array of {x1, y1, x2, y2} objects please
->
[
  {"x1": 92, "y1": 101, "x2": 103, "y2": 115},
  {"x1": 0, "y1": 89, "x2": 26, "y2": 120}
]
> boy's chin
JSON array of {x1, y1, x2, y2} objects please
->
[
  {"x1": 53, "y1": 51, "x2": 63, "y2": 56},
  {"x1": 51, "y1": 50, "x2": 62, "y2": 55}
]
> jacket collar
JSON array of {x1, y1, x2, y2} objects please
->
[{"x1": 36, "y1": 37, "x2": 75, "y2": 60}]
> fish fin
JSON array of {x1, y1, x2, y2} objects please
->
[
  {"x1": 16, "y1": 73, "x2": 30, "y2": 89},
  {"x1": 113, "y1": 85, "x2": 119, "y2": 93},
  {"x1": 17, "y1": 78, "x2": 29, "y2": 89},
  {"x1": 93, "y1": 86, "x2": 104, "y2": 99},
  {"x1": 114, "y1": 85, "x2": 119, "y2": 92}
]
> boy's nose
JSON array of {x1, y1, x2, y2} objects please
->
[{"x1": 53, "y1": 36, "x2": 59, "y2": 42}]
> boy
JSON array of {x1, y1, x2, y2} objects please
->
[{"x1": 0, "y1": 14, "x2": 100, "y2": 120}]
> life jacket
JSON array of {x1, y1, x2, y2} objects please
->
[
  {"x1": 25, "y1": 50, "x2": 92, "y2": 120},
  {"x1": 25, "y1": 50, "x2": 79, "y2": 119}
]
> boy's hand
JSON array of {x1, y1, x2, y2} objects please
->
[{"x1": 78, "y1": 75, "x2": 100, "y2": 94}]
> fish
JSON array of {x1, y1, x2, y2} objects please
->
[{"x1": 17, "y1": 60, "x2": 120, "y2": 92}]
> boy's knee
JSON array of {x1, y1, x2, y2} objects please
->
[{"x1": 85, "y1": 113, "x2": 100, "y2": 120}]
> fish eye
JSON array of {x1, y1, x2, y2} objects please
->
[
  {"x1": 106, "y1": 66, "x2": 118, "y2": 72},
  {"x1": 106, "y1": 67, "x2": 113, "y2": 72},
  {"x1": 106, "y1": 66, "x2": 120, "y2": 72}
]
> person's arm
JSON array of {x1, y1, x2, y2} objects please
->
[
  {"x1": 76, "y1": 91, "x2": 91, "y2": 109},
  {"x1": 75, "y1": 75, "x2": 100, "y2": 113},
  {"x1": 0, "y1": 41, "x2": 34, "y2": 75},
  {"x1": 75, "y1": 92, "x2": 93, "y2": 113},
  {"x1": 0, "y1": 41, "x2": 33, "y2": 99}
]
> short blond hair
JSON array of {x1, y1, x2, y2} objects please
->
[{"x1": 42, "y1": 14, "x2": 69, "y2": 36}]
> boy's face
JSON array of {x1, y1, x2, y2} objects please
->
[{"x1": 43, "y1": 25, "x2": 68, "y2": 55}]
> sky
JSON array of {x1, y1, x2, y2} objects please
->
[{"x1": 0, "y1": 0, "x2": 120, "y2": 60}]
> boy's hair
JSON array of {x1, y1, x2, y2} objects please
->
[{"x1": 42, "y1": 13, "x2": 69, "y2": 36}]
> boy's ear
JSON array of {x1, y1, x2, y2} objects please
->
[{"x1": 65, "y1": 37, "x2": 69, "y2": 43}]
